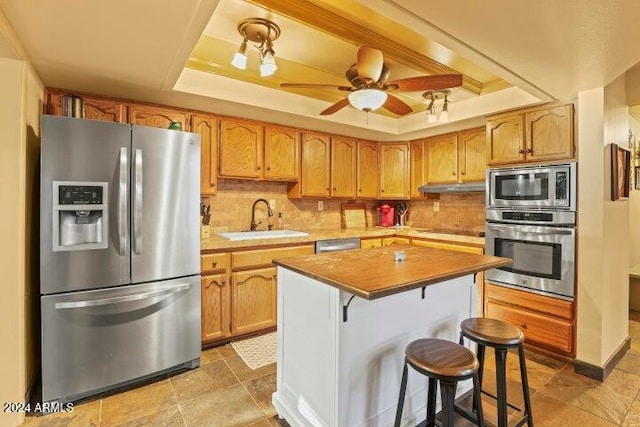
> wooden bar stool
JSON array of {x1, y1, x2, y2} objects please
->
[
  {"x1": 459, "y1": 318, "x2": 534, "y2": 427},
  {"x1": 394, "y1": 338, "x2": 484, "y2": 427}
]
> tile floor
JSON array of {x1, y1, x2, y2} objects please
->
[{"x1": 22, "y1": 312, "x2": 640, "y2": 426}]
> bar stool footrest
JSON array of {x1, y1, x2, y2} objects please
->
[
  {"x1": 480, "y1": 389, "x2": 522, "y2": 412},
  {"x1": 453, "y1": 404, "x2": 482, "y2": 425}
]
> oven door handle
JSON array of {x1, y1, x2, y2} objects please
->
[{"x1": 486, "y1": 223, "x2": 574, "y2": 235}]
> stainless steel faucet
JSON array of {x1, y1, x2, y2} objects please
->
[{"x1": 250, "y1": 199, "x2": 273, "y2": 231}]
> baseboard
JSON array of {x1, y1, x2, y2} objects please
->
[{"x1": 573, "y1": 336, "x2": 631, "y2": 381}]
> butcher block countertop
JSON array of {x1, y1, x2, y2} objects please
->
[{"x1": 273, "y1": 245, "x2": 511, "y2": 300}]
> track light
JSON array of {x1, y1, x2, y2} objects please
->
[
  {"x1": 422, "y1": 90, "x2": 451, "y2": 124},
  {"x1": 232, "y1": 18, "x2": 281, "y2": 77}
]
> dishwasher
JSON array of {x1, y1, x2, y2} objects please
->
[{"x1": 315, "y1": 237, "x2": 361, "y2": 253}]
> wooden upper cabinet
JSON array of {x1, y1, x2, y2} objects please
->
[
  {"x1": 219, "y1": 119, "x2": 264, "y2": 179},
  {"x1": 300, "y1": 132, "x2": 331, "y2": 197},
  {"x1": 426, "y1": 134, "x2": 458, "y2": 184},
  {"x1": 487, "y1": 102, "x2": 574, "y2": 166},
  {"x1": 46, "y1": 91, "x2": 125, "y2": 123},
  {"x1": 331, "y1": 137, "x2": 357, "y2": 198},
  {"x1": 192, "y1": 114, "x2": 218, "y2": 195},
  {"x1": 525, "y1": 104, "x2": 574, "y2": 162},
  {"x1": 410, "y1": 139, "x2": 426, "y2": 198},
  {"x1": 458, "y1": 127, "x2": 487, "y2": 182},
  {"x1": 357, "y1": 140, "x2": 378, "y2": 199},
  {"x1": 264, "y1": 126, "x2": 299, "y2": 181},
  {"x1": 486, "y1": 114, "x2": 525, "y2": 166},
  {"x1": 128, "y1": 104, "x2": 189, "y2": 130},
  {"x1": 379, "y1": 143, "x2": 410, "y2": 199}
]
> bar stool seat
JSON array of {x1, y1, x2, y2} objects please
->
[
  {"x1": 395, "y1": 338, "x2": 484, "y2": 427},
  {"x1": 460, "y1": 318, "x2": 533, "y2": 427}
]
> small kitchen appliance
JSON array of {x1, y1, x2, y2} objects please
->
[{"x1": 376, "y1": 204, "x2": 394, "y2": 227}]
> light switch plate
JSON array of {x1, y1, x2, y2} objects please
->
[
  {"x1": 433, "y1": 202, "x2": 440, "y2": 212},
  {"x1": 318, "y1": 200, "x2": 324, "y2": 211},
  {"x1": 269, "y1": 199, "x2": 276, "y2": 210}
]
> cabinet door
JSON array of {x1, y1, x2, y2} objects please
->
[
  {"x1": 264, "y1": 125, "x2": 299, "y2": 181},
  {"x1": 379, "y1": 143, "x2": 409, "y2": 199},
  {"x1": 525, "y1": 104, "x2": 574, "y2": 162},
  {"x1": 201, "y1": 274, "x2": 230, "y2": 343},
  {"x1": 458, "y1": 128, "x2": 487, "y2": 182},
  {"x1": 231, "y1": 267, "x2": 277, "y2": 335},
  {"x1": 219, "y1": 119, "x2": 263, "y2": 179},
  {"x1": 300, "y1": 132, "x2": 331, "y2": 197},
  {"x1": 128, "y1": 104, "x2": 189, "y2": 130},
  {"x1": 426, "y1": 134, "x2": 458, "y2": 184},
  {"x1": 331, "y1": 137, "x2": 357, "y2": 198},
  {"x1": 410, "y1": 140, "x2": 426, "y2": 198},
  {"x1": 192, "y1": 114, "x2": 218, "y2": 195},
  {"x1": 360, "y1": 238, "x2": 382, "y2": 248},
  {"x1": 486, "y1": 114, "x2": 525, "y2": 166},
  {"x1": 47, "y1": 92, "x2": 125, "y2": 123},
  {"x1": 356, "y1": 140, "x2": 378, "y2": 199}
]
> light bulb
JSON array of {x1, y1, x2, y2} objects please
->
[
  {"x1": 260, "y1": 50, "x2": 277, "y2": 77},
  {"x1": 231, "y1": 39, "x2": 248, "y2": 70}
]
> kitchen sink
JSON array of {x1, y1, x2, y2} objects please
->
[{"x1": 216, "y1": 230, "x2": 309, "y2": 241}]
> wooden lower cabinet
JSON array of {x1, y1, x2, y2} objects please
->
[
  {"x1": 484, "y1": 283, "x2": 574, "y2": 356},
  {"x1": 201, "y1": 273, "x2": 230, "y2": 342},
  {"x1": 361, "y1": 238, "x2": 382, "y2": 248},
  {"x1": 231, "y1": 267, "x2": 277, "y2": 335},
  {"x1": 382, "y1": 237, "x2": 410, "y2": 246}
]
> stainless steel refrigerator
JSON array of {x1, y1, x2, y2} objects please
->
[{"x1": 40, "y1": 115, "x2": 201, "y2": 403}]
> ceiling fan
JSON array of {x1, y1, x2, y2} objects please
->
[{"x1": 280, "y1": 46, "x2": 463, "y2": 116}]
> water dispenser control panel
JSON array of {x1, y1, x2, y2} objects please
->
[{"x1": 52, "y1": 181, "x2": 109, "y2": 252}]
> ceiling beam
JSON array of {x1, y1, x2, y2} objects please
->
[{"x1": 248, "y1": 0, "x2": 483, "y2": 95}]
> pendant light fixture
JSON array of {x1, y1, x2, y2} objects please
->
[
  {"x1": 231, "y1": 18, "x2": 281, "y2": 77},
  {"x1": 423, "y1": 90, "x2": 451, "y2": 124}
]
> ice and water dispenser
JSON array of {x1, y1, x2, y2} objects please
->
[{"x1": 52, "y1": 181, "x2": 108, "y2": 251}]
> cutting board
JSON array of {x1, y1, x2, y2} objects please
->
[{"x1": 341, "y1": 203, "x2": 367, "y2": 228}]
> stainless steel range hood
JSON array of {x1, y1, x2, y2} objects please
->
[{"x1": 418, "y1": 182, "x2": 486, "y2": 193}]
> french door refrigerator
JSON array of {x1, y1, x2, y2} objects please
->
[{"x1": 40, "y1": 115, "x2": 201, "y2": 403}]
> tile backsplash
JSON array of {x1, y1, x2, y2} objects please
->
[{"x1": 201, "y1": 179, "x2": 485, "y2": 232}]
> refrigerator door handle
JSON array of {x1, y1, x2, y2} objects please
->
[
  {"x1": 133, "y1": 148, "x2": 143, "y2": 255},
  {"x1": 54, "y1": 283, "x2": 191, "y2": 309},
  {"x1": 117, "y1": 147, "x2": 128, "y2": 255}
]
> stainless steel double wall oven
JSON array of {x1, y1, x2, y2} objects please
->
[{"x1": 485, "y1": 163, "x2": 577, "y2": 300}]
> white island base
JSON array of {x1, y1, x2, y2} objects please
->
[{"x1": 272, "y1": 267, "x2": 478, "y2": 427}]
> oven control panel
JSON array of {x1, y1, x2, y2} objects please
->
[
  {"x1": 555, "y1": 171, "x2": 568, "y2": 206},
  {"x1": 502, "y1": 211, "x2": 554, "y2": 222}
]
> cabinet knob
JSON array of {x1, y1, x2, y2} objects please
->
[
  {"x1": 266, "y1": 166, "x2": 271, "y2": 171},
  {"x1": 326, "y1": 187, "x2": 330, "y2": 191},
  {"x1": 520, "y1": 323, "x2": 527, "y2": 329},
  {"x1": 519, "y1": 149, "x2": 524, "y2": 154},
  {"x1": 381, "y1": 189, "x2": 385, "y2": 193},
  {"x1": 256, "y1": 166, "x2": 261, "y2": 170},
  {"x1": 461, "y1": 172, "x2": 466, "y2": 176},
  {"x1": 526, "y1": 148, "x2": 533, "y2": 154},
  {"x1": 211, "y1": 261, "x2": 217, "y2": 268},
  {"x1": 358, "y1": 189, "x2": 362, "y2": 192},
  {"x1": 452, "y1": 172, "x2": 456, "y2": 175},
  {"x1": 333, "y1": 187, "x2": 337, "y2": 191}
]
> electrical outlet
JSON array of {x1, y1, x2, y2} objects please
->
[
  {"x1": 433, "y1": 202, "x2": 440, "y2": 212},
  {"x1": 269, "y1": 199, "x2": 276, "y2": 210},
  {"x1": 318, "y1": 200, "x2": 324, "y2": 211}
]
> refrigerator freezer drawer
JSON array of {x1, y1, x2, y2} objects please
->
[{"x1": 41, "y1": 276, "x2": 201, "y2": 403}]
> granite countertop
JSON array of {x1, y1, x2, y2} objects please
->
[
  {"x1": 273, "y1": 245, "x2": 510, "y2": 300},
  {"x1": 200, "y1": 227, "x2": 485, "y2": 251}
]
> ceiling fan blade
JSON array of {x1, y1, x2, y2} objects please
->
[
  {"x1": 281, "y1": 83, "x2": 353, "y2": 91},
  {"x1": 320, "y1": 98, "x2": 351, "y2": 115},
  {"x1": 357, "y1": 46, "x2": 383, "y2": 83},
  {"x1": 382, "y1": 94, "x2": 413, "y2": 116},
  {"x1": 387, "y1": 74, "x2": 463, "y2": 91}
]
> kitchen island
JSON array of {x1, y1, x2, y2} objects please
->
[{"x1": 272, "y1": 245, "x2": 510, "y2": 427}]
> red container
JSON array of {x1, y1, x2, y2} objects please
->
[{"x1": 376, "y1": 204, "x2": 395, "y2": 227}]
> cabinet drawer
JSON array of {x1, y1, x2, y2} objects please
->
[
  {"x1": 485, "y1": 283, "x2": 573, "y2": 320},
  {"x1": 382, "y1": 237, "x2": 410, "y2": 246},
  {"x1": 232, "y1": 244, "x2": 314, "y2": 270},
  {"x1": 201, "y1": 253, "x2": 228, "y2": 273},
  {"x1": 411, "y1": 239, "x2": 483, "y2": 254},
  {"x1": 361, "y1": 238, "x2": 382, "y2": 248},
  {"x1": 485, "y1": 301, "x2": 573, "y2": 355}
]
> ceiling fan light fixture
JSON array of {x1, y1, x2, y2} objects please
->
[
  {"x1": 231, "y1": 39, "x2": 248, "y2": 70},
  {"x1": 348, "y1": 88, "x2": 387, "y2": 112}
]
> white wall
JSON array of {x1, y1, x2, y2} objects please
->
[
  {"x1": 576, "y1": 75, "x2": 630, "y2": 367},
  {"x1": 0, "y1": 57, "x2": 43, "y2": 427}
]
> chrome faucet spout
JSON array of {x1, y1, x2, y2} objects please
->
[{"x1": 250, "y1": 199, "x2": 273, "y2": 231}]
